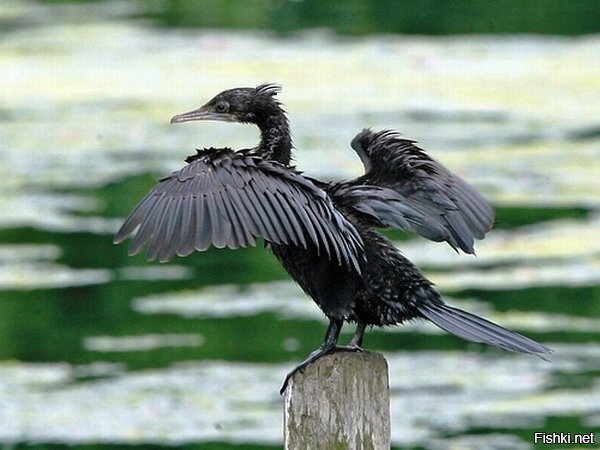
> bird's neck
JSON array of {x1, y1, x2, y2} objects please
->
[{"x1": 257, "y1": 112, "x2": 292, "y2": 165}]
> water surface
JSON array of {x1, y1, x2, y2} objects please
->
[{"x1": 1, "y1": 2, "x2": 599, "y2": 449}]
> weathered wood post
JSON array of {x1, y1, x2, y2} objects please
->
[{"x1": 283, "y1": 351, "x2": 390, "y2": 450}]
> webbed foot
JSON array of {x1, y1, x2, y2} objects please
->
[
  {"x1": 280, "y1": 346, "x2": 336, "y2": 394},
  {"x1": 279, "y1": 319, "x2": 342, "y2": 395}
]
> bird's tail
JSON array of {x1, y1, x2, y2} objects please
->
[{"x1": 418, "y1": 302, "x2": 552, "y2": 359}]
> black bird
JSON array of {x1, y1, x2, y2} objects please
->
[{"x1": 114, "y1": 83, "x2": 552, "y2": 392}]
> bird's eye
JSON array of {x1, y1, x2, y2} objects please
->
[{"x1": 215, "y1": 102, "x2": 229, "y2": 113}]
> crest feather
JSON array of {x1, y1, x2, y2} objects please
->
[{"x1": 256, "y1": 83, "x2": 282, "y2": 96}]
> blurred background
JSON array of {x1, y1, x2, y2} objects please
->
[{"x1": 1, "y1": 1, "x2": 599, "y2": 449}]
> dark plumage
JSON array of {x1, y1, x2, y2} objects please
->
[
  {"x1": 350, "y1": 129, "x2": 495, "y2": 254},
  {"x1": 114, "y1": 83, "x2": 552, "y2": 393},
  {"x1": 115, "y1": 147, "x2": 362, "y2": 271}
]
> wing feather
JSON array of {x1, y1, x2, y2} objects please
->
[
  {"x1": 114, "y1": 148, "x2": 363, "y2": 270},
  {"x1": 246, "y1": 181, "x2": 281, "y2": 240},
  {"x1": 126, "y1": 194, "x2": 162, "y2": 254},
  {"x1": 220, "y1": 186, "x2": 255, "y2": 248},
  {"x1": 278, "y1": 194, "x2": 308, "y2": 249},
  {"x1": 206, "y1": 188, "x2": 230, "y2": 248},
  {"x1": 160, "y1": 196, "x2": 183, "y2": 262},
  {"x1": 303, "y1": 203, "x2": 332, "y2": 257},
  {"x1": 177, "y1": 195, "x2": 196, "y2": 257},
  {"x1": 193, "y1": 195, "x2": 212, "y2": 251},
  {"x1": 263, "y1": 189, "x2": 292, "y2": 243},
  {"x1": 349, "y1": 129, "x2": 495, "y2": 254},
  {"x1": 282, "y1": 188, "x2": 320, "y2": 248},
  {"x1": 146, "y1": 196, "x2": 174, "y2": 261}
]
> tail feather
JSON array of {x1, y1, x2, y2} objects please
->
[{"x1": 419, "y1": 303, "x2": 553, "y2": 359}]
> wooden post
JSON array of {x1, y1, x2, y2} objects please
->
[{"x1": 283, "y1": 351, "x2": 390, "y2": 450}]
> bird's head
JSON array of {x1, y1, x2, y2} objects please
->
[{"x1": 170, "y1": 83, "x2": 284, "y2": 126}]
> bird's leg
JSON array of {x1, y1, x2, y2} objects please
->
[
  {"x1": 279, "y1": 319, "x2": 342, "y2": 394},
  {"x1": 336, "y1": 322, "x2": 366, "y2": 352}
]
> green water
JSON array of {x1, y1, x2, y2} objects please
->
[
  {"x1": 145, "y1": 0, "x2": 600, "y2": 35},
  {"x1": 1, "y1": 1, "x2": 599, "y2": 449}
]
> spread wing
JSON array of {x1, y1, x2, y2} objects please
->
[
  {"x1": 114, "y1": 148, "x2": 363, "y2": 271},
  {"x1": 349, "y1": 129, "x2": 495, "y2": 254},
  {"x1": 328, "y1": 183, "x2": 454, "y2": 245}
]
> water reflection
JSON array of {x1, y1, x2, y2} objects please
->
[{"x1": 1, "y1": 1, "x2": 599, "y2": 449}]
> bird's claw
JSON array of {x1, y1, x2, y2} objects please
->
[
  {"x1": 279, "y1": 346, "x2": 338, "y2": 394},
  {"x1": 279, "y1": 371, "x2": 296, "y2": 395},
  {"x1": 335, "y1": 344, "x2": 364, "y2": 352},
  {"x1": 279, "y1": 344, "x2": 365, "y2": 394}
]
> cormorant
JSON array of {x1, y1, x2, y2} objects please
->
[{"x1": 114, "y1": 83, "x2": 552, "y2": 393}]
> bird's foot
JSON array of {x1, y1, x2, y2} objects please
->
[
  {"x1": 335, "y1": 344, "x2": 364, "y2": 352},
  {"x1": 280, "y1": 320, "x2": 343, "y2": 395},
  {"x1": 279, "y1": 346, "x2": 336, "y2": 395},
  {"x1": 279, "y1": 344, "x2": 366, "y2": 394}
]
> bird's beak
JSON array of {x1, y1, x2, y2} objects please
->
[{"x1": 170, "y1": 107, "x2": 232, "y2": 124}]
